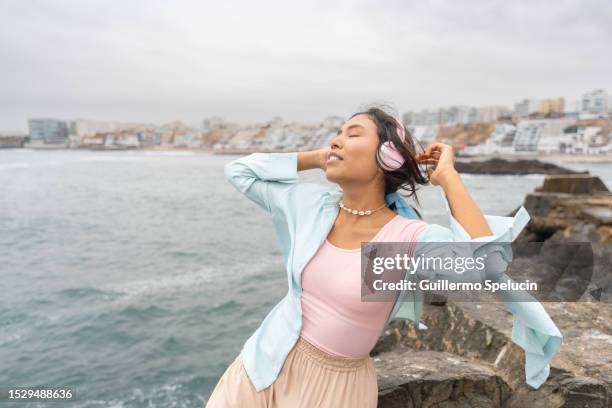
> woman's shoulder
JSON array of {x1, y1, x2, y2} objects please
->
[
  {"x1": 394, "y1": 214, "x2": 428, "y2": 227},
  {"x1": 392, "y1": 215, "x2": 429, "y2": 241}
]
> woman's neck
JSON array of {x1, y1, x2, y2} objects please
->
[{"x1": 339, "y1": 186, "x2": 387, "y2": 212}]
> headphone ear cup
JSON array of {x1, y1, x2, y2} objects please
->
[{"x1": 379, "y1": 141, "x2": 405, "y2": 171}]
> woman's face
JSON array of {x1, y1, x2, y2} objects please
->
[{"x1": 325, "y1": 114, "x2": 383, "y2": 185}]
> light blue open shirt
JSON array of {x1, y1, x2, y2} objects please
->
[{"x1": 223, "y1": 152, "x2": 563, "y2": 392}]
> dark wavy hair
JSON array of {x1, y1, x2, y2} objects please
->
[{"x1": 348, "y1": 103, "x2": 429, "y2": 213}]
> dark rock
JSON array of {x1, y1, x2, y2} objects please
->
[
  {"x1": 383, "y1": 303, "x2": 509, "y2": 363},
  {"x1": 375, "y1": 349, "x2": 512, "y2": 408},
  {"x1": 517, "y1": 190, "x2": 612, "y2": 242},
  {"x1": 502, "y1": 371, "x2": 610, "y2": 408},
  {"x1": 536, "y1": 175, "x2": 609, "y2": 194},
  {"x1": 424, "y1": 292, "x2": 448, "y2": 306},
  {"x1": 371, "y1": 327, "x2": 403, "y2": 356},
  {"x1": 378, "y1": 301, "x2": 612, "y2": 408},
  {"x1": 454, "y1": 158, "x2": 582, "y2": 175}
]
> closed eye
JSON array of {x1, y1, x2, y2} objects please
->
[{"x1": 348, "y1": 134, "x2": 359, "y2": 137}]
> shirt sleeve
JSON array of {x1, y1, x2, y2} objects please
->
[
  {"x1": 410, "y1": 191, "x2": 562, "y2": 390},
  {"x1": 224, "y1": 152, "x2": 299, "y2": 214},
  {"x1": 413, "y1": 193, "x2": 530, "y2": 283}
]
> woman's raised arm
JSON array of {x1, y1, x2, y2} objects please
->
[
  {"x1": 224, "y1": 148, "x2": 331, "y2": 214},
  {"x1": 417, "y1": 142, "x2": 492, "y2": 239},
  {"x1": 224, "y1": 152, "x2": 299, "y2": 214}
]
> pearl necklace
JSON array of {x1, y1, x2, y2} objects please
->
[{"x1": 338, "y1": 198, "x2": 388, "y2": 216}]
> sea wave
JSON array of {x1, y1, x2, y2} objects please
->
[{"x1": 69, "y1": 380, "x2": 206, "y2": 408}]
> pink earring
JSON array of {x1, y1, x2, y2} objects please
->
[{"x1": 380, "y1": 121, "x2": 407, "y2": 171}]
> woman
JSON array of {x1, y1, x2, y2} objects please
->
[{"x1": 205, "y1": 106, "x2": 562, "y2": 407}]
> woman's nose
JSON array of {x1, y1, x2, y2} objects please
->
[{"x1": 330, "y1": 134, "x2": 343, "y2": 149}]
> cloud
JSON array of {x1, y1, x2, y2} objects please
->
[{"x1": 0, "y1": 0, "x2": 610, "y2": 130}]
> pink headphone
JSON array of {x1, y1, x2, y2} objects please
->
[{"x1": 379, "y1": 118, "x2": 407, "y2": 171}]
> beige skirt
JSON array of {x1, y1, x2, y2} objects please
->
[{"x1": 205, "y1": 335, "x2": 378, "y2": 408}]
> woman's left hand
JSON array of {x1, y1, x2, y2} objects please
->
[{"x1": 416, "y1": 142, "x2": 458, "y2": 186}]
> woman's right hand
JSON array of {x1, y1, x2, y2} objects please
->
[{"x1": 416, "y1": 142, "x2": 458, "y2": 187}]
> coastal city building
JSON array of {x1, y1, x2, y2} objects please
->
[
  {"x1": 581, "y1": 89, "x2": 609, "y2": 119},
  {"x1": 513, "y1": 97, "x2": 565, "y2": 119},
  {"x1": 538, "y1": 98, "x2": 565, "y2": 116},
  {"x1": 513, "y1": 118, "x2": 575, "y2": 153},
  {"x1": 560, "y1": 125, "x2": 608, "y2": 155},
  {"x1": 69, "y1": 119, "x2": 150, "y2": 137},
  {"x1": 405, "y1": 105, "x2": 511, "y2": 127},
  {"x1": 27, "y1": 118, "x2": 70, "y2": 145},
  {"x1": 513, "y1": 99, "x2": 540, "y2": 118}
]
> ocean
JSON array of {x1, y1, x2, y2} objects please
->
[{"x1": 1, "y1": 149, "x2": 611, "y2": 407}]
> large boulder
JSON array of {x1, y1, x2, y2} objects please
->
[
  {"x1": 535, "y1": 174, "x2": 609, "y2": 195},
  {"x1": 375, "y1": 349, "x2": 512, "y2": 408},
  {"x1": 375, "y1": 302, "x2": 612, "y2": 408}
]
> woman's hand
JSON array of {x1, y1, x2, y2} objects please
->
[
  {"x1": 298, "y1": 149, "x2": 330, "y2": 172},
  {"x1": 416, "y1": 142, "x2": 459, "y2": 187},
  {"x1": 318, "y1": 147, "x2": 330, "y2": 171}
]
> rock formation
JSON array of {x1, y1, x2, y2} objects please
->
[
  {"x1": 454, "y1": 158, "x2": 582, "y2": 175},
  {"x1": 374, "y1": 175, "x2": 612, "y2": 407}
]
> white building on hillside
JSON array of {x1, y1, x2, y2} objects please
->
[
  {"x1": 513, "y1": 118, "x2": 574, "y2": 153},
  {"x1": 559, "y1": 125, "x2": 604, "y2": 154},
  {"x1": 581, "y1": 89, "x2": 609, "y2": 119}
]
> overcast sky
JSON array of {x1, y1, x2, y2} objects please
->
[{"x1": 1, "y1": 0, "x2": 610, "y2": 131}]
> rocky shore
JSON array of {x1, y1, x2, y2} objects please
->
[{"x1": 373, "y1": 174, "x2": 612, "y2": 407}]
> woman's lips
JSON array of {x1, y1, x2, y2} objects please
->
[{"x1": 327, "y1": 152, "x2": 343, "y2": 162}]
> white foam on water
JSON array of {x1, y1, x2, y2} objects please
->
[
  {"x1": 102, "y1": 256, "x2": 279, "y2": 302},
  {"x1": 0, "y1": 332, "x2": 22, "y2": 347},
  {"x1": 102, "y1": 266, "x2": 224, "y2": 301},
  {"x1": 71, "y1": 382, "x2": 196, "y2": 408}
]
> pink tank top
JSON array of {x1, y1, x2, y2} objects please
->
[{"x1": 299, "y1": 214, "x2": 428, "y2": 358}]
